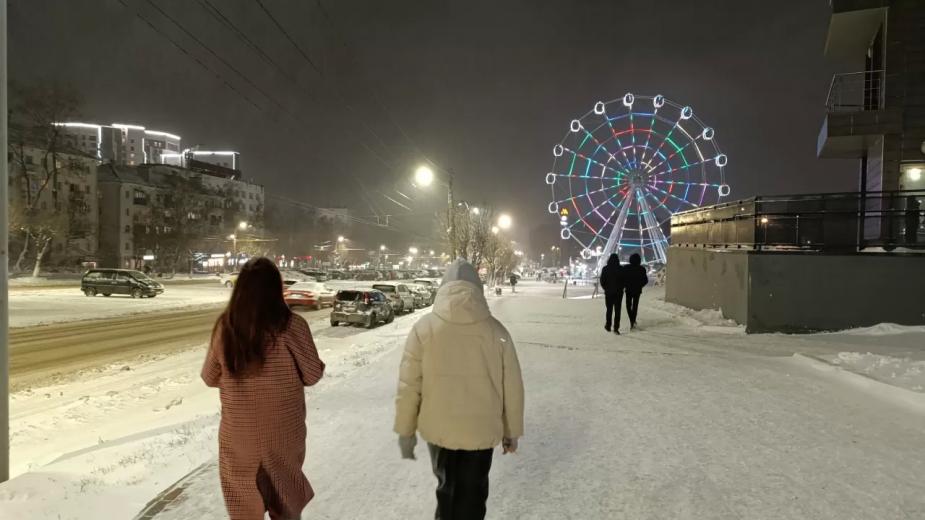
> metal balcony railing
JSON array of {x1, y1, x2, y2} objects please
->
[
  {"x1": 670, "y1": 190, "x2": 925, "y2": 252},
  {"x1": 825, "y1": 70, "x2": 884, "y2": 112}
]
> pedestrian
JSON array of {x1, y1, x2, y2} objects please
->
[
  {"x1": 622, "y1": 253, "x2": 649, "y2": 330},
  {"x1": 202, "y1": 257, "x2": 325, "y2": 520},
  {"x1": 509, "y1": 273, "x2": 518, "y2": 293},
  {"x1": 394, "y1": 259, "x2": 525, "y2": 520},
  {"x1": 599, "y1": 253, "x2": 624, "y2": 333}
]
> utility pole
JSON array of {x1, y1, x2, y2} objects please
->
[
  {"x1": 447, "y1": 174, "x2": 456, "y2": 260},
  {"x1": 1, "y1": 0, "x2": 10, "y2": 483}
]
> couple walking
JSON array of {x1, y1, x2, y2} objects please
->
[
  {"x1": 599, "y1": 253, "x2": 649, "y2": 334},
  {"x1": 201, "y1": 257, "x2": 524, "y2": 520}
]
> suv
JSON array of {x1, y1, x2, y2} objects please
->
[
  {"x1": 330, "y1": 289, "x2": 394, "y2": 328},
  {"x1": 81, "y1": 269, "x2": 165, "y2": 298},
  {"x1": 372, "y1": 282, "x2": 416, "y2": 314}
]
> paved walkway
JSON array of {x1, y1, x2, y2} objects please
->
[{"x1": 145, "y1": 283, "x2": 925, "y2": 519}]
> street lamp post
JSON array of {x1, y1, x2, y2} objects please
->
[{"x1": 415, "y1": 165, "x2": 456, "y2": 259}]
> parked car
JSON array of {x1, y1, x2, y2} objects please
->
[
  {"x1": 330, "y1": 289, "x2": 394, "y2": 328},
  {"x1": 409, "y1": 284, "x2": 432, "y2": 307},
  {"x1": 354, "y1": 271, "x2": 380, "y2": 281},
  {"x1": 372, "y1": 282, "x2": 416, "y2": 314},
  {"x1": 284, "y1": 281, "x2": 336, "y2": 310},
  {"x1": 81, "y1": 268, "x2": 165, "y2": 298},
  {"x1": 413, "y1": 278, "x2": 440, "y2": 299},
  {"x1": 298, "y1": 269, "x2": 329, "y2": 282}
]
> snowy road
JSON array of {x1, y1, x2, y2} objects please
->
[
  {"x1": 2, "y1": 283, "x2": 924, "y2": 519},
  {"x1": 9, "y1": 283, "x2": 231, "y2": 328}
]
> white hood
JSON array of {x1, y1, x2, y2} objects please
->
[{"x1": 433, "y1": 281, "x2": 490, "y2": 325}]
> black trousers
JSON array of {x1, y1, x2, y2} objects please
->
[
  {"x1": 428, "y1": 443, "x2": 494, "y2": 520},
  {"x1": 626, "y1": 293, "x2": 641, "y2": 326},
  {"x1": 604, "y1": 292, "x2": 623, "y2": 330}
]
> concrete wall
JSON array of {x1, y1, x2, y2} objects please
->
[
  {"x1": 667, "y1": 247, "x2": 925, "y2": 333},
  {"x1": 665, "y1": 248, "x2": 750, "y2": 325},
  {"x1": 747, "y1": 253, "x2": 925, "y2": 333}
]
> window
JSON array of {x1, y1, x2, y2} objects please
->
[
  {"x1": 130, "y1": 146, "x2": 135, "y2": 151},
  {"x1": 133, "y1": 190, "x2": 147, "y2": 205},
  {"x1": 124, "y1": 225, "x2": 130, "y2": 233},
  {"x1": 130, "y1": 139, "x2": 135, "y2": 143},
  {"x1": 125, "y1": 208, "x2": 130, "y2": 217},
  {"x1": 124, "y1": 242, "x2": 130, "y2": 251},
  {"x1": 125, "y1": 190, "x2": 130, "y2": 199}
]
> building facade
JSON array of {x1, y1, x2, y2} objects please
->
[
  {"x1": 7, "y1": 147, "x2": 100, "y2": 267},
  {"x1": 817, "y1": 0, "x2": 925, "y2": 196},
  {"x1": 56, "y1": 122, "x2": 181, "y2": 166},
  {"x1": 97, "y1": 164, "x2": 263, "y2": 270}
]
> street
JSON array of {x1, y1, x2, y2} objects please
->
[{"x1": 2, "y1": 282, "x2": 923, "y2": 519}]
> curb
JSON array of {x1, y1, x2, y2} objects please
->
[
  {"x1": 790, "y1": 353, "x2": 925, "y2": 414},
  {"x1": 133, "y1": 462, "x2": 214, "y2": 519}
]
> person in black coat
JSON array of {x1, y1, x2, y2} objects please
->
[
  {"x1": 622, "y1": 253, "x2": 649, "y2": 330},
  {"x1": 598, "y1": 253, "x2": 624, "y2": 334}
]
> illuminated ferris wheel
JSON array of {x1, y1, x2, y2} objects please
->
[{"x1": 546, "y1": 93, "x2": 730, "y2": 266}]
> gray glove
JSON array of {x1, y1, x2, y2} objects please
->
[{"x1": 398, "y1": 434, "x2": 417, "y2": 460}]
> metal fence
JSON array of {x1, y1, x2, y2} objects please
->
[
  {"x1": 825, "y1": 70, "x2": 884, "y2": 112},
  {"x1": 670, "y1": 190, "x2": 925, "y2": 252}
]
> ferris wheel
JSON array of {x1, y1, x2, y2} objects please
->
[{"x1": 546, "y1": 93, "x2": 730, "y2": 267}]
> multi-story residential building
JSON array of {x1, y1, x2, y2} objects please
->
[
  {"x1": 816, "y1": 0, "x2": 925, "y2": 238},
  {"x1": 55, "y1": 122, "x2": 181, "y2": 166},
  {"x1": 97, "y1": 163, "x2": 263, "y2": 269},
  {"x1": 161, "y1": 149, "x2": 241, "y2": 172},
  {"x1": 7, "y1": 146, "x2": 100, "y2": 267}
]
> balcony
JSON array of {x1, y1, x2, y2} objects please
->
[
  {"x1": 670, "y1": 190, "x2": 925, "y2": 252},
  {"x1": 824, "y1": 1, "x2": 887, "y2": 61},
  {"x1": 817, "y1": 70, "x2": 902, "y2": 158}
]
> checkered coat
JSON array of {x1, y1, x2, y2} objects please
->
[{"x1": 202, "y1": 314, "x2": 325, "y2": 520}]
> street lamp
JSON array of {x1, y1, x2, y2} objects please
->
[
  {"x1": 238, "y1": 220, "x2": 248, "y2": 230},
  {"x1": 380, "y1": 244, "x2": 387, "y2": 251},
  {"x1": 337, "y1": 235, "x2": 345, "y2": 243},
  {"x1": 429, "y1": 250, "x2": 435, "y2": 256},
  {"x1": 412, "y1": 163, "x2": 456, "y2": 259},
  {"x1": 409, "y1": 246, "x2": 419, "y2": 255},
  {"x1": 471, "y1": 206, "x2": 480, "y2": 215},
  {"x1": 497, "y1": 213, "x2": 512, "y2": 230},
  {"x1": 414, "y1": 165, "x2": 435, "y2": 187}
]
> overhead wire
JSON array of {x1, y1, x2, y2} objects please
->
[{"x1": 115, "y1": 0, "x2": 263, "y2": 111}]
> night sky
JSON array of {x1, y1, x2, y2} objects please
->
[{"x1": 9, "y1": 0, "x2": 858, "y2": 252}]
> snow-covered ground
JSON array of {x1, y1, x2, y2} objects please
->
[
  {"x1": 1, "y1": 282, "x2": 924, "y2": 519},
  {"x1": 9, "y1": 284, "x2": 230, "y2": 328}
]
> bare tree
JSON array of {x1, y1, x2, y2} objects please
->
[{"x1": 8, "y1": 81, "x2": 84, "y2": 277}]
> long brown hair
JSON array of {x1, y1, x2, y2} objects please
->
[{"x1": 213, "y1": 257, "x2": 292, "y2": 375}]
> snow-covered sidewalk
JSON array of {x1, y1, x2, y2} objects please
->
[{"x1": 2, "y1": 282, "x2": 924, "y2": 519}]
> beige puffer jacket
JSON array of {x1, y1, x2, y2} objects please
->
[{"x1": 394, "y1": 280, "x2": 524, "y2": 450}]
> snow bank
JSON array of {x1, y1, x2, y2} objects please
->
[
  {"x1": 837, "y1": 323, "x2": 925, "y2": 336},
  {"x1": 825, "y1": 352, "x2": 925, "y2": 393},
  {"x1": 0, "y1": 311, "x2": 419, "y2": 520}
]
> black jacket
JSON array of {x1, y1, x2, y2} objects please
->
[
  {"x1": 599, "y1": 264, "x2": 624, "y2": 294},
  {"x1": 622, "y1": 265, "x2": 649, "y2": 295}
]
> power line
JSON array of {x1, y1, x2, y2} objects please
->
[
  {"x1": 143, "y1": 0, "x2": 285, "y2": 112},
  {"x1": 254, "y1": 0, "x2": 321, "y2": 75},
  {"x1": 115, "y1": 0, "x2": 262, "y2": 111}
]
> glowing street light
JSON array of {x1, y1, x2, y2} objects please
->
[
  {"x1": 497, "y1": 213, "x2": 513, "y2": 230},
  {"x1": 238, "y1": 220, "x2": 248, "y2": 230},
  {"x1": 337, "y1": 236, "x2": 345, "y2": 243},
  {"x1": 471, "y1": 206, "x2": 480, "y2": 215},
  {"x1": 409, "y1": 247, "x2": 419, "y2": 255},
  {"x1": 429, "y1": 250, "x2": 435, "y2": 256},
  {"x1": 380, "y1": 244, "x2": 387, "y2": 251},
  {"x1": 414, "y1": 165, "x2": 435, "y2": 187}
]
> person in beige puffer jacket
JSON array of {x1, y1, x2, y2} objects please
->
[{"x1": 394, "y1": 259, "x2": 524, "y2": 520}]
